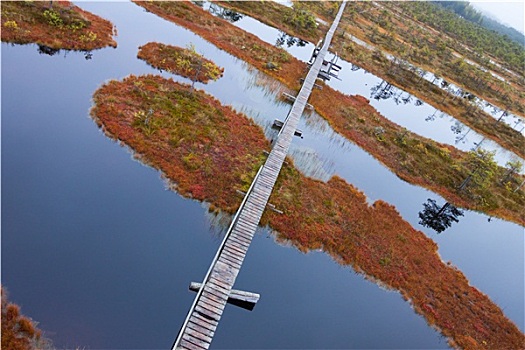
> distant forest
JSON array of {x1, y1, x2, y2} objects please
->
[{"x1": 433, "y1": 1, "x2": 525, "y2": 46}]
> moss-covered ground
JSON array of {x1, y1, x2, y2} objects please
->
[
  {"x1": 138, "y1": 42, "x2": 224, "y2": 84},
  {"x1": 1, "y1": 1, "x2": 116, "y2": 51}
]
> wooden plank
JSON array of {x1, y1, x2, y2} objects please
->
[
  {"x1": 178, "y1": 338, "x2": 206, "y2": 350},
  {"x1": 207, "y1": 276, "x2": 233, "y2": 291},
  {"x1": 182, "y1": 333, "x2": 210, "y2": 349},
  {"x1": 219, "y1": 250, "x2": 244, "y2": 264},
  {"x1": 230, "y1": 233, "x2": 252, "y2": 246},
  {"x1": 228, "y1": 238, "x2": 250, "y2": 250},
  {"x1": 204, "y1": 280, "x2": 229, "y2": 294},
  {"x1": 187, "y1": 320, "x2": 215, "y2": 338},
  {"x1": 235, "y1": 220, "x2": 257, "y2": 233},
  {"x1": 190, "y1": 312, "x2": 219, "y2": 330},
  {"x1": 199, "y1": 295, "x2": 226, "y2": 311},
  {"x1": 195, "y1": 305, "x2": 221, "y2": 322},
  {"x1": 188, "y1": 314, "x2": 217, "y2": 332},
  {"x1": 185, "y1": 327, "x2": 213, "y2": 344},
  {"x1": 222, "y1": 243, "x2": 245, "y2": 257},
  {"x1": 218, "y1": 255, "x2": 243, "y2": 269},
  {"x1": 203, "y1": 285, "x2": 229, "y2": 300}
]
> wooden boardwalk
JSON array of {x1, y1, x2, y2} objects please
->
[{"x1": 173, "y1": 3, "x2": 346, "y2": 349}]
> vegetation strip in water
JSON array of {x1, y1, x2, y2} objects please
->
[
  {"x1": 90, "y1": 74, "x2": 524, "y2": 349},
  {"x1": 218, "y1": 1, "x2": 525, "y2": 160},
  {"x1": 138, "y1": 42, "x2": 224, "y2": 84},
  {"x1": 1, "y1": 1, "x2": 116, "y2": 51},
  {"x1": 133, "y1": 1, "x2": 524, "y2": 226},
  {"x1": 339, "y1": 1, "x2": 524, "y2": 115}
]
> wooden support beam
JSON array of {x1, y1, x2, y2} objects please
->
[
  {"x1": 281, "y1": 92, "x2": 313, "y2": 110},
  {"x1": 300, "y1": 78, "x2": 323, "y2": 90},
  {"x1": 272, "y1": 119, "x2": 303, "y2": 137},
  {"x1": 189, "y1": 282, "x2": 260, "y2": 311}
]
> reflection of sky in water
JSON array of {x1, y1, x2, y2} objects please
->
[
  {"x1": 349, "y1": 32, "x2": 524, "y2": 134},
  {"x1": 326, "y1": 63, "x2": 524, "y2": 170},
  {"x1": 202, "y1": 2, "x2": 524, "y2": 169},
  {"x1": 2, "y1": 3, "x2": 523, "y2": 350}
]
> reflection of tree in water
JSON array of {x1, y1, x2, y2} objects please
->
[
  {"x1": 425, "y1": 108, "x2": 446, "y2": 122},
  {"x1": 37, "y1": 45, "x2": 92, "y2": 60},
  {"x1": 419, "y1": 199, "x2": 464, "y2": 233},
  {"x1": 370, "y1": 80, "x2": 394, "y2": 101},
  {"x1": 208, "y1": 3, "x2": 243, "y2": 22},
  {"x1": 451, "y1": 120, "x2": 472, "y2": 144},
  {"x1": 370, "y1": 80, "x2": 423, "y2": 107},
  {"x1": 275, "y1": 31, "x2": 307, "y2": 48},
  {"x1": 38, "y1": 45, "x2": 60, "y2": 56},
  {"x1": 419, "y1": 147, "x2": 514, "y2": 233}
]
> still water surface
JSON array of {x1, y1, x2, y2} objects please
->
[{"x1": 2, "y1": 2, "x2": 523, "y2": 349}]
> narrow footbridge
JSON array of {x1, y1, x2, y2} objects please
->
[{"x1": 173, "y1": 3, "x2": 346, "y2": 349}]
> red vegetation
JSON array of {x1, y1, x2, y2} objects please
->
[
  {"x1": 91, "y1": 74, "x2": 269, "y2": 213},
  {"x1": 91, "y1": 74, "x2": 524, "y2": 349},
  {"x1": 1, "y1": 1, "x2": 116, "y2": 51},
  {"x1": 138, "y1": 42, "x2": 224, "y2": 83},
  {"x1": 1, "y1": 287, "x2": 43, "y2": 350},
  {"x1": 132, "y1": 1, "x2": 525, "y2": 226}
]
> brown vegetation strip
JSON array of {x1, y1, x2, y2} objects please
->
[
  {"x1": 138, "y1": 42, "x2": 224, "y2": 84},
  {"x1": 1, "y1": 1, "x2": 116, "y2": 51},
  {"x1": 219, "y1": 1, "x2": 525, "y2": 160},
  {"x1": 134, "y1": 0, "x2": 524, "y2": 226},
  {"x1": 90, "y1": 74, "x2": 524, "y2": 350}
]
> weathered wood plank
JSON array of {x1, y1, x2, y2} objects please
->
[
  {"x1": 186, "y1": 321, "x2": 215, "y2": 339},
  {"x1": 178, "y1": 338, "x2": 206, "y2": 350},
  {"x1": 185, "y1": 326, "x2": 213, "y2": 344},
  {"x1": 182, "y1": 333, "x2": 210, "y2": 349},
  {"x1": 188, "y1": 315, "x2": 217, "y2": 332},
  {"x1": 195, "y1": 305, "x2": 221, "y2": 322}
]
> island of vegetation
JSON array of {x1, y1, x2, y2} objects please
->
[
  {"x1": 133, "y1": 1, "x2": 524, "y2": 226},
  {"x1": 1, "y1": 1, "x2": 116, "y2": 51},
  {"x1": 138, "y1": 42, "x2": 224, "y2": 83},
  {"x1": 216, "y1": 1, "x2": 525, "y2": 160},
  {"x1": 1, "y1": 287, "x2": 49, "y2": 350},
  {"x1": 90, "y1": 73, "x2": 524, "y2": 349}
]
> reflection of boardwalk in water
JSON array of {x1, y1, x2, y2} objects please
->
[{"x1": 172, "y1": 2, "x2": 347, "y2": 349}]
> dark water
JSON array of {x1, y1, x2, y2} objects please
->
[{"x1": 1, "y1": 2, "x2": 522, "y2": 349}]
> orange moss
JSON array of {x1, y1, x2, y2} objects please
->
[
  {"x1": 132, "y1": 0, "x2": 524, "y2": 225},
  {"x1": 91, "y1": 74, "x2": 269, "y2": 213},
  {"x1": 1, "y1": 1, "x2": 116, "y2": 51},
  {"x1": 137, "y1": 42, "x2": 224, "y2": 83},
  {"x1": 1, "y1": 287, "x2": 45, "y2": 350},
  {"x1": 90, "y1": 74, "x2": 524, "y2": 349}
]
